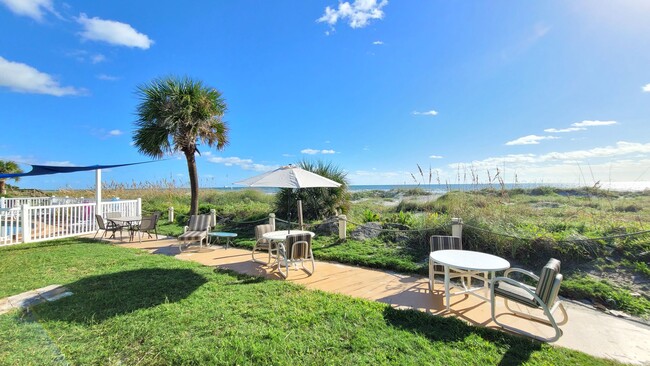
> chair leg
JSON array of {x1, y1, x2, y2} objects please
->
[{"x1": 492, "y1": 295, "x2": 565, "y2": 342}]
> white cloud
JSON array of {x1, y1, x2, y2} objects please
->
[
  {"x1": 43, "y1": 160, "x2": 74, "y2": 167},
  {"x1": 412, "y1": 110, "x2": 438, "y2": 116},
  {"x1": 505, "y1": 135, "x2": 559, "y2": 146},
  {"x1": 301, "y1": 148, "x2": 337, "y2": 155},
  {"x1": 66, "y1": 50, "x2": 105, "y2": 64},
  {"x1": 571, "y1": 120, "x2": 617, "y2": 127},
  {"x1": 643, "y1": 83, "x2": 650, "y2": 92},
  {"x1": 0, "y1": 56, "x2": 82, "y2": 96},
  {"x1": 91, "y1": 54, "x2": 106, "y2": 64},
  {"x1": 544, "y1": 127, "x2": 586, "y2": 133},
  {"x1": 207, "y1": 156, "x2": 277, "y2": 172},
  {"x1": 373, "y1": 40, "x2": 383, "y2": 45},
  {"x1": 347, "y1": 169, "x2": 410, "y2": 185},
  {"x1": 317, "y1": 0, "x2": 388, "y2": 29},
  {"x1": 77, "y1": 13, "x2": 153, "y2": 49},
  {"x1": 108, "y1": 129, "x2": 122, "y2": 136},
  {"x1": 444, "y1": 141, "x2": 650, "y2": 184},
  {"x1": 0, "y1": 0, "x2": 57, "y2": 21},
  {"x1": 429, "y1": 155, "x2": 443, "y2": 159},
  {"x1": 282, "y1": 153, "x2": 294, "y2": 157},
  {"x1": 97, "y1": 74, "x2": 119, "y2": 81}
]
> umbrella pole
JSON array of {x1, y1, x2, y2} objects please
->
[{"x1": 287, "y1": 189, "x2": 292, "y2": 234}]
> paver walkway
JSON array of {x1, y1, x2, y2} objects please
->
[
  {"x1": 108, "y1": 236, "x2": 650, "y2": 365},
  {"x1": 0, "y1": 285, "x2": 72, "y2": 315}
]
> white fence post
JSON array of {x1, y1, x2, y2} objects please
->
[
  {"x1": 210, "y1": 208, "x2": 217, "y2": 227},
  {"x1": 338, "y1": 214, "x2": 347, "y2": 240},
  {"x1": 269, "y1": 213, "x2": 275, "y2": 231},
  {"x1": 451, "y1": 217, "x2": 463, "y2": 240},
  {"x1": 0, "y1": 197, "x2": 5, "y2": 209},
  {"x1": 21, "y1": 204, "x2": 31, "y2": 243},
  {"x1": 168, "y1": 207, "x2": 174, "y2": 223},
  {"x1": 136, "y1": 198, "x2": 142, "y2": 216}
]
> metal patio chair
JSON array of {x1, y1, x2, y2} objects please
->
[
  {"x1": 94, "y1": 214, "x2": 125, "y2": 241},
  {"x1": 252, "y1": 224, "x2": 277, "y2": 264},
  {"x1": 277, "y1": 233, "x2": 315, "y2": 278},
  {"x1": 490, "y1": 258, "x2": 569, "y2": 342}
]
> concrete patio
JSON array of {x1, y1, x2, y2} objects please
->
[{"x1": 102, "y1": 236, "x2": 650, "y2": 365}]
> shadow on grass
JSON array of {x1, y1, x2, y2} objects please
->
[
  {"x1": 382, "y1": 306, "x2": 541, "y2": 366},
  {"x1": 34, "y1": 268, "x2": 207, "y2": 324},
  {"x1": 215, "y1": 268, "x2": 266, "y2": 284}
]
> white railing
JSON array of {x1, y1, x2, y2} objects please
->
[
  {"x1": 0, "y1": 207, "x2": 22, "y2": 246},
  {"x1": 0, "y1": 196, "x2": 99, "y2": 209},
  {"x1": 0, "y1": 199, "x2": 141, "y2": 246}
]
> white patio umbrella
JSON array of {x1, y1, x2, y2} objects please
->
[{"x1": 235, "y1": 165, "x2": 341, "y2": 231}]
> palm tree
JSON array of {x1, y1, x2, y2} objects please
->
[
  {"x1": 0, "y1": 160, "x2": 23, "y2": 195},
  {"x1": 133, "y1": 76, "x2": 228, "y2": 215}
]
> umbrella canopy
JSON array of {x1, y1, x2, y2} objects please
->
[
  {"x1": 235, "y1": 165, "x2": 342, "y2": 231},
  {"x1": 235, "y1": 165, "x2": 341, "y2": 189}
]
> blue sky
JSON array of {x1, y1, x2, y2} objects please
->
[{"x1": 1, "y1": 0, "x2": 650, "y2": 190}]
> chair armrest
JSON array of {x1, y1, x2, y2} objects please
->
[
  {"x1": 504, "y1": 268, "x2": 539, "y2": 281},
  {"x1": 183, "y1": 226, "x2": 189, "y2": 233},
  {"x1": 491, "y1": 276, "x2": 547, "y2": 307}
]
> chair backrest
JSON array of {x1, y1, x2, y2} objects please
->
[
  {"x1": 429, "y1": 235, "x2": 462, "y2": 252},
  {"x1": 255, "y1": 224, "x2": 273, "y2": 240},
  {"x1": 285, "y1": 233, "x2": 312, "y2": 259},
  {"x1": 106, "y1": 211, "x2": 122, "y2": 219},
  {"x1": 535, "y1": 258, "x2": 562, "y2": 307},
  {"x1": 95, "y1": 214, "x2": 106, "y2": 229},
  {"x1": 139, "y1": 215, "x2": 156, "y2": 231},
  {"x1": 188, "y1": 214, "x2": 211, "y2": 231}
]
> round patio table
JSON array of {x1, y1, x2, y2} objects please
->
[
  {"x1": 430, "y1": 250, "x2": 510, "y2": 311},
  {"x1": 262, "y1": 230, "x2": 315, "y2": 241}
]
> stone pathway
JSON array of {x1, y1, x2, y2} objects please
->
[{"x1": 0, "y1": 285, "x2": 72, "y2": 315}]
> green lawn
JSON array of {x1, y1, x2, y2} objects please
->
[{"x1": 0, "y1": 239, "x2": 621, "y2": 365}]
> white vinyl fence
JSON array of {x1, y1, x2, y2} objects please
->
[{"x1": 0, "y1": 199, "x2": 140, "y2": 246}]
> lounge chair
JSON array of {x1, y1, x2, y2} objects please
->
[
  {"x1": 177, "y1": 214, "x2": 212, "y2": 251},
  {"x1": 94, "y1": 214, "x2": 125, "y2": 240},
  {"x1": 490, "y1": 258, "x2": 569, "y2": 342},
  {"x1": 277, "y1": 233, "x2": 314, "y2": 278},
  {"x1": 428, "y1": 235, "x2": 468, "y2": 291},
  {"x1": 251, "y1": 224, "x2": 276, "y2": 264}
]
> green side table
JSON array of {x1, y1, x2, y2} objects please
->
[{"x1": 208, "y1": 232, "x2": 237, "y2": 249}]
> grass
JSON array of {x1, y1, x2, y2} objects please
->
[
  {"x1": 9, "y1": 185, "x2": 650, "y2": 317},
  {"x1": 0, "y1": 239, "x2": 621, "y2": 365}
]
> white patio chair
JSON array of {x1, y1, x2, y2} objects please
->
[
  {"x1": 252, "y1": 224, "x2": 277, "y2": 264},
  {"x1": 428, "y1": 235, "x2": 469, "y2": 291},
  {"x1": 277, "y1": 233, "x2": 314, "y2": 278},
  {"x1": 490, "y1": 258, "x2": 569, "y2": 342}
]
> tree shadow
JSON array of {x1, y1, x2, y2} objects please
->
[
  {"x1": 34, "y1": 268, "x2": 207, "y2": 324},
  {"x1": 214, "y1": 268, "x2": 266, "y2": 285},
  {"x1": 382, "y1": 306, "x2": 541, "y2": 365}
]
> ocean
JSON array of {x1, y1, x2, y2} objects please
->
[{"x1": 217, "y1": 182, "x2": 650, "y2": 193}]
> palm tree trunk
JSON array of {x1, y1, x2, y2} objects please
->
[
  {"x1": 184, "y1": 151, "x2": 200, "y2": 216},
  {"x1": 0, "y1": 180, "x2": 6, "y2": 195}
]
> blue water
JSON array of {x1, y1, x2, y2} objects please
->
[
  {"x1": 215, "y1": 183, "x2": 576, "y2": 194},
  {"x1": 214, "y1": 182, "x2": 649, "y2": 193}
]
